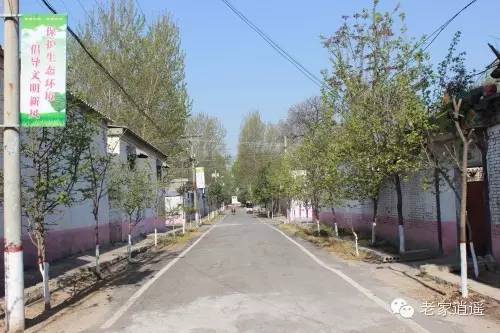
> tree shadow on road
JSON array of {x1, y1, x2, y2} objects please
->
[{"x1": 24, "y1": 247, "x2": 179, "y2": 329}]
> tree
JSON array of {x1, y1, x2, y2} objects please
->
[
  {"x1": 207, "y1": 179, "x2": 226, "y2": 211},
  {"x1": 184, "y1": 113, "x2": 228, "y2": 187},
  {"x1": 21, "y1": 104, "x2": 93, "y2": 310},
  {"x1": 322, "y1": 0, "x2": 432, "y2": 253},
  {"x1": 423, "y1": 32, "x2": 477, "y2": 297},
  {"x1": 293, "y1": 120, "x2": 337, "y2": 234},
  {"x1": 79, "y1": 117, "x2": 112, "y2": 275},
  {"x1": 150, "y1": 175, "x2": 168, "y2": 246},
  {"x1": 68, "y1": 0, "x2": 190, "y2": 154},
  {"x1": 108, "y1": 161, "x2": 155, "y2": 261},
  {"x1": 280, "y1": 96, "x2": 326, "y2": 144},
  {"x1": 452, "y1": 97, "x2": 474, "y2": 298},
  {"x1": 335, "y1": 110, "x2": 388, "y2": 244},
  {"x1": 423, "y1": 31, "x2": 475, "y2": 255},
  {"x1": 234, "y1": 111, "x2": 282, "y2": 202}
]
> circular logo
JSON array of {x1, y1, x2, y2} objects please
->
[{"x1": 390, "y1": 298, "x2": 414, "y2": 318}]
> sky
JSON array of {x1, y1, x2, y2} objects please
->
[{"x1": 1, "y1": 0, "x2": 499, "y2": 155}]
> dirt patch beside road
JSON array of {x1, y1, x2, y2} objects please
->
[
  {"x1": 2, "y1": 223, "x2": 214, "y2": 333},
  {"x1": 278, "y1": 223, "x2": 380, "y2": 262}
]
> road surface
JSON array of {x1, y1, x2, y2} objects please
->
[{"x1": 37, "y1": 211, "x2": 498, "y2": 332}]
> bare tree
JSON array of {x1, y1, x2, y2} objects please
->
[
  {"x1": 280, "y1": 96, "x2": 325, "y2": 143},
  {"x1": 452, "y1": 97, "x2": 474, "y2": 298}
]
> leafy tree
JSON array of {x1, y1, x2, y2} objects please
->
[
  {"x1": 293, "y1": 120, "x2": 337, "y2": 234},
  {"x1": 21, "y1": 103, "x2": 93, "y2": 311},
  {"x1": 234, "y1": 111, "x2": 282, "y2": 201},
  {"x1": 322, "y1": 0, "x2": 432, "y2": 252},
  {"x1": 207, "y1": 179, "x2": 227, "y2": 210},
  {"x1": 108, "y1": 161, "x2": 155, "y2": 261},
  {"x1": 184, "y1": 113, "x2": 228, "y2": 186},
  {"x1": 68, "y1": 0, "x2": 190, "y2": 154},
  {"x1": 79, "y1": 116, "x2": 112, "y2": 275}
]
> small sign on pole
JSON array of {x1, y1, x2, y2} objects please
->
[
  {"x1": 20, "y1": 14, "x2": 67, "y2": 127},
  {"x1": 195, "y1": 167, "x2": 205, "y2": 189}
]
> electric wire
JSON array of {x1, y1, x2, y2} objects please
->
[
  {"x1": 219, "y1": 0, "x2": 325, "y2": 89},
  {"x1": 40, "y1": 0, "x2": 170, "y2": 139},
  {"x1": 421, "y1": 0, "x2": 478, "y2": 52}
]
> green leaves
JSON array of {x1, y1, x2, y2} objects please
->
[
  {"x1": 68, "y1": 0, "x2": 190, "y2": 154},
  {"x1": 234, "y1": 111, "x2": 282, "y2": 202},
  {"x1": 108, "y1": 161, "x2": 155, "y2": 225},
  {"x1": 21, "y1": 102, "x2": 95, "y2": 240},
  {"x1": 318, "y1": 0, "x2": 431, "y2": 208}
]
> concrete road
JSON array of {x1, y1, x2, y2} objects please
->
[{"x1": 59, "y1": 212, "x2": 494, "y2": 332}]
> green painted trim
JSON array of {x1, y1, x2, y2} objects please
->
[
  {"x1": 21, "y1": 14, "x2": 67, "y2": 30},
  {"x1": 21, "y1": 112, "x2": 66, "y2": 127}
]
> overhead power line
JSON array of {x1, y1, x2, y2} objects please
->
[
  {"x1": 421, "y1": 0, "x2": 478, "y2": 52},
  {"x1": 219, "y1": 0, "x2": 326, "y2": 89},
  {"x1": 386, "y1": 0, "x2": 478, "y2": 81},
  {"x1": 40, "y1": 0, "x2": 169, "y2": 139}
]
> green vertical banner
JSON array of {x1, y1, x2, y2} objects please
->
[{"x1": 20, "y1": 14, "x2": 67, "y2": 127}]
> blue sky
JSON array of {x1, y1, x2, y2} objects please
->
[{"x1": 2, "y1": 0, "x2": 499, "y2": 155}]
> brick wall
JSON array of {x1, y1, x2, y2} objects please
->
[
  {"x1": 320, "y1": 170, "x2": 458, "y2": 254},
  {"x1": 487, "y1": 123, "x2": 500, "y2": 260}
]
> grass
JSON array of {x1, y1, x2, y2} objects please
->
[
  {"x1": 278, "y1": 223, "x2": 381, "y2": 262},
  {"x1": 158, "y1": 229, "x2": 200, "y2": 249},
  {"x1": 21, "y1": 112, "x2": 65, "y2": 127}
]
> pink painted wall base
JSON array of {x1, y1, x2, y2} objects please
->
[
  {"x1": 319, "y1": 211, "x2": 458, "y2": 255},
  {"x1": 492, "y1": 225, "x2": 500, "y2": 261},
  {"x1": 0, "y1": 216, "x2": 166, "y2": 279}
]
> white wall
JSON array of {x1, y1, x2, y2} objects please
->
[{"x1": 0, "y1": 110, "x2": 109, "y2": 236}]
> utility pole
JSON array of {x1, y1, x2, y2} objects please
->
[
  {"x1": 283, "y1": 135, "x2": 289, "y2": 222},
  {"x1": 190, "y1": 140, "x2": 199, "y2": 225},
  {"x1": 3, "y1": 0, "x2": 25, "y2": 331}
]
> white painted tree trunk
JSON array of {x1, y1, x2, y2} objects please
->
[
  {"x1": 460, "y1": 242, "x2": 468, "y2": 297},
  {"x1": 353, "y1": 231, "x2": 359, "y2": 256},
  {"x1": 95, "y1": 244, "x2": 100, "y2": 275},
  {"x1": 371, "y1": 222, "x2": 376, "y2": 245},
  {"x1": 154, "y1": 228, "x2": 158, "y2": 247},
  {"x1": 128, "y1": 233, "x2": 132, "y2": 261},
  {"x1": 316, "y1": 220, "x2": 320, "y2": 235},
  {"x1": 334, "y1": 223, "x2": 338, "y2": 237},
  {"x1": 39, "y1": 262, "x2": 50, "y2": 310},
  {"x1": 398, "y1": 225, "x2": 405, "y2": 253},
  {"x1": 469, "y1": 242, "x2": 479, "y2": 278},
  {"x1": 271, "y1": 199, "x2": 274, "y2": 219},
  {"x1": 182, "y1": 221, "x2": 186, "y2": 235}
]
